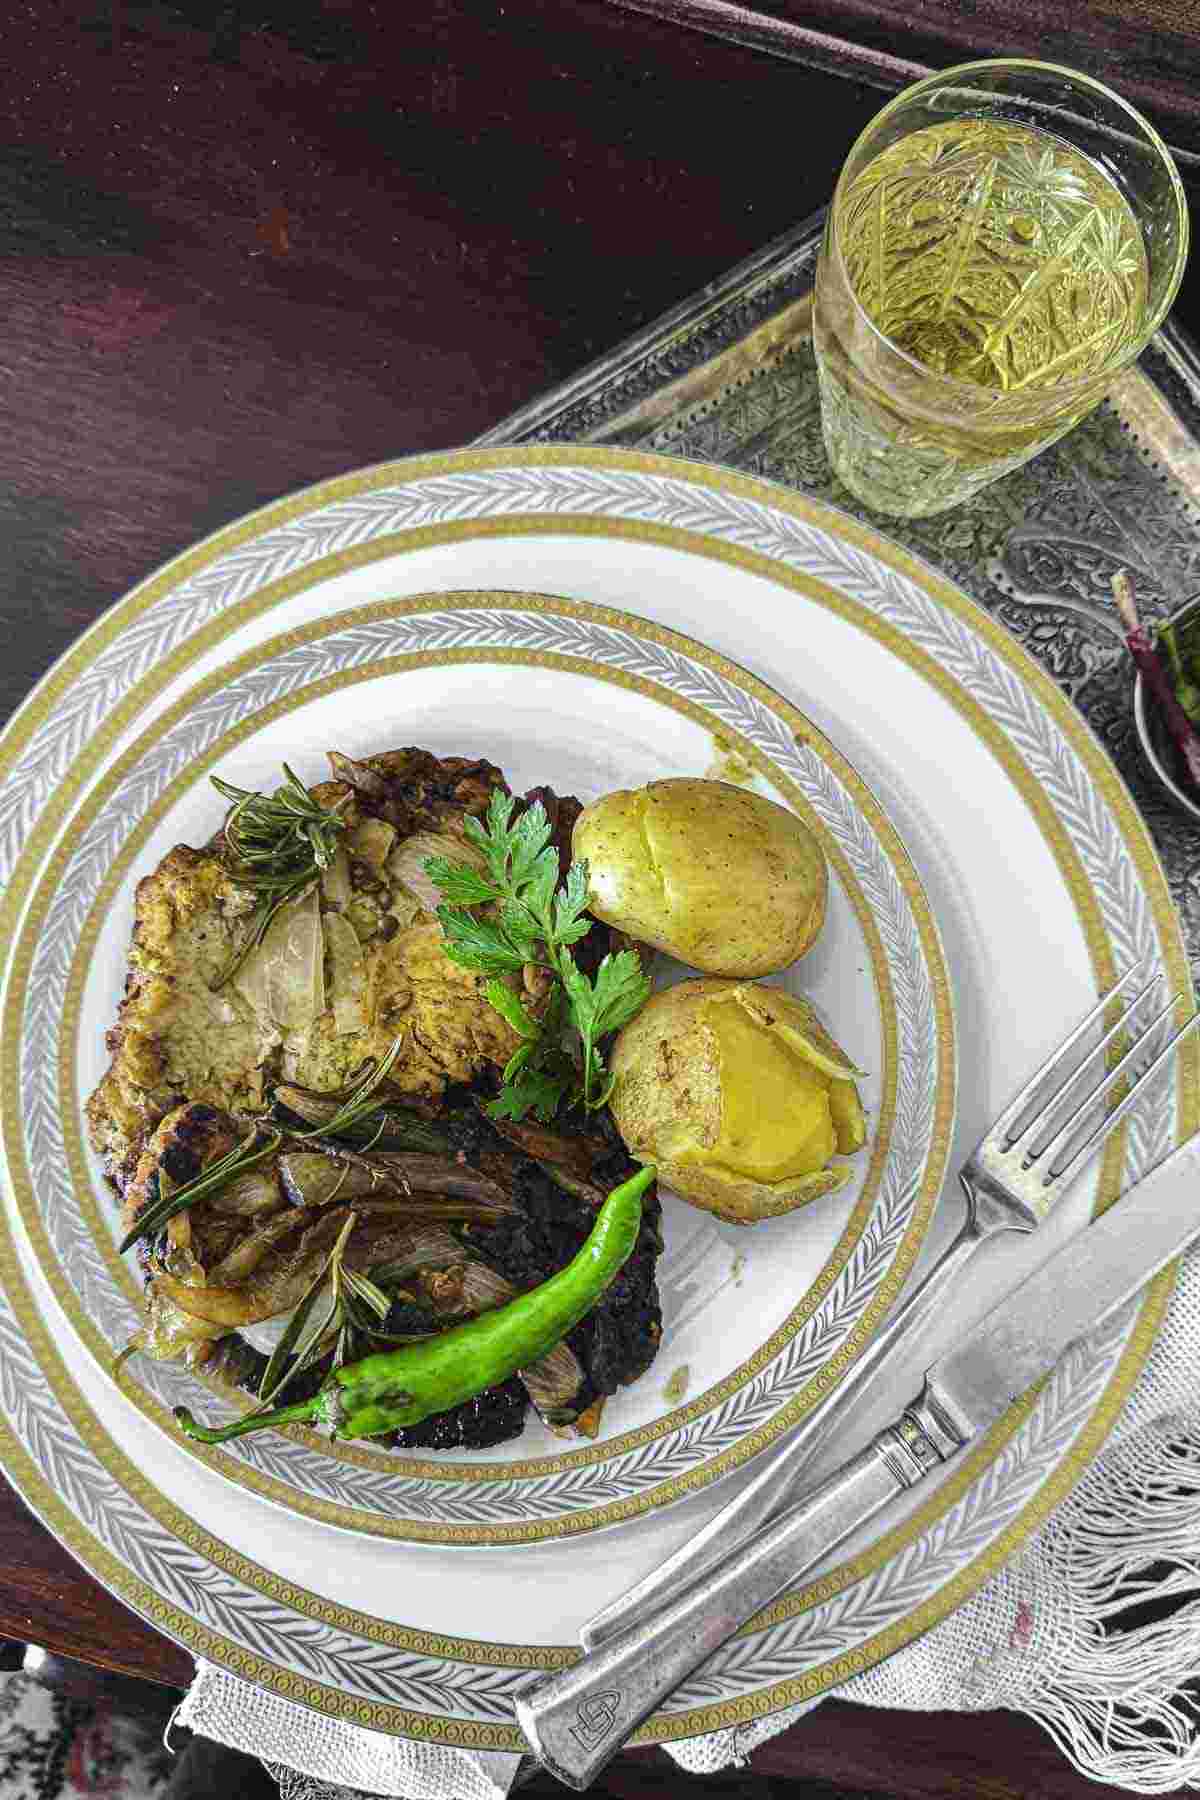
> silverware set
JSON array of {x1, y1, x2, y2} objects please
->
[{"x1": 515, "y1": 965, "x2": 1200, "y2": 1788}]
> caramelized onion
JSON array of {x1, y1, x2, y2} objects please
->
[
  {"x1": 320, "y1": 845, "x2": 352, "y2": 911},
  {"x1": 327, "y1": 751, "x2": 389, "y2": 803},
  {"x1": 344, "y1": 1150, "x2": 513, "y2": 1207},
  {"x1": 150, "y1": 1208, "x2": 349, "y2": 1327},
  {"x1": 387, "y1": 829, "x2": 487, "y2": 914},
  {"x1": 206, "y1": 1208, "x2": 310, "y2": 1286},
  {"x1": 207, "y1": 1167, "x2": 283, "y2": 1217},
  {"x1": 347, "y1": 817, "x2": 397, "y2": 872},
  {"x1": 234, "y1": 885, "x2": 325, "y2": 1031},
  {"x1": 484, "y1": 1114, "x2": 604, "y2": 1177},
  {"x1": 278, "y1": 1153, "x2": 379, "y2": 1209},
  {"x1": 323, "y1": 913, "x2": 369, "y2": 1034}
]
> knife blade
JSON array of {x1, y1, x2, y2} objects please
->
[{"x1": 515, "y1": 1127, "x2": 1200, "y2": 1791}]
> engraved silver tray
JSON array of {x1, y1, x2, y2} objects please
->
[{"x1": 483, "y1": 207, "x2": 1200, "y2": 975}]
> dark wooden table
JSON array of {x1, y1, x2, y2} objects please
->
[{"x1": 4, "y1": 4, "x2": 1198, "y2": 1793}]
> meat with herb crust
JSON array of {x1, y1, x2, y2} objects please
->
[{"x1": 86, "y1": 750, "x2": 520, "y2": 1191}]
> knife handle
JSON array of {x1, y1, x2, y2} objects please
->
[{"x1": 515, "y1": 1388, "x2": 965, "y2": 1791}]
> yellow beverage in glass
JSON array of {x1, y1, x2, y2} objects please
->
[{"x1": 813, "y1": 62, "x2": 1187, "y2": 518}]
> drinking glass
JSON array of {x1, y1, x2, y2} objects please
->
[{"x1": 812, "y1": 60, "x2": 1188, "y2": 518}]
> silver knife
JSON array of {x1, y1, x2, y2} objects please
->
[{"x1": 515, "y1": 1127, "x2": 1200, "y2": 1790}]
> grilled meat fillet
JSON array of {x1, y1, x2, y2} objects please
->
[{"x1": 86, "y1": 750, "x2": 519, "y2": 1189}]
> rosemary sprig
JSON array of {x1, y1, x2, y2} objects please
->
[
  {"x1": 254, "y1": 1218, "x2": 412, "y2": 1413},
  {"x1": 255, "y1": 1213, "x2": 355, "y2": 1408},
  {"x1": 119, "y1": 1041, "x2": 405, "y2": 1255},
  {"x1": 290, "y1": 1037, "x2": 406, "y2": 1147},
  {"x1": 341, "y1": 1266, "x2": 392, "y2": 1321},
  {"x1": 118, "y1": 1126, "x2": 282, "y2": 1255},
  {"x1": 210, "y1": 764, "x2": 350, "y2": 987}
]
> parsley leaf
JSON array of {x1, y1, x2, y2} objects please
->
[
  {"x1": 563, "y1": 950, "x2": 652, "y2": 1108},
  {"x1": 487, "y1": 1063, "x2": 574, "y2": 1125},
  {"x1": 582, "y1": 950, "x2": 654, "y2": 1039},
  {"x1": 463, "y1": 790, "x2": 522, "y2": 884},
  {"x1": 483, "y1": 979, "x2": 541, "y2": 1041},
  {"x1": 554, "y1": 863, "x2": 592, "y2": 945},
  {"x1": 507, "y1": 805, "x2": 555, "y2": 890},
  {"x1": 437, "y1": 906, "x2": 529, "y2": 974},
  {"x1": 522, "y1": 844, "x2": 562, "y2": 921},
  {"x1": 421, "y1": 858, "x2": 498, "y2": 906},
  {"x1": 423, "y1": 797, "x2": 652, "y2": 1118},
  {"x1": 498, "y1": 897, "x2": 543, "y2": 960}
]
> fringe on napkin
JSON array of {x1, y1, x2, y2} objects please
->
[
  {"x1": 177, "y1": 1666, "x2": 521, "y2": 1800},
  {"x1": 832, "y1": 1250, "x2": 1200, "y2": 1794}
]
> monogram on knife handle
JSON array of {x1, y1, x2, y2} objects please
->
[
  {"x1": 516, "y1": 1388, "x2": 966, "y2": 1790},
  {"x1": 515, "y1": 1124, "x2": 1200, "y2": 1790}
]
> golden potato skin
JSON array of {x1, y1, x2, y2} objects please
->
[
  {"x1": 609, "y1": 977, "x2": 866, "y2": 1225},
  {"x1": 573, "y1": 779, "x2": 827, "y2": 977}
]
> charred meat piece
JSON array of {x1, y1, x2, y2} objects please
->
[
  {"x1": 388, "y1": 1373, "x2": 530, "y2": 1451},
  {"x1": 326, "y1": 748, "x2": 509, "y2": 833},
  {"x1": 123, "y1": 1092, "x2": 661, "y2": 1450}
]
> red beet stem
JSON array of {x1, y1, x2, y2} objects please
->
[{"x1": 1115, "y1": 572, "x2": 1200, "y2": 790}]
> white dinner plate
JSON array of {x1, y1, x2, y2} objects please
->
[{"x1": 0, "y1": 447, "x2": 1192, "y2": 1750}]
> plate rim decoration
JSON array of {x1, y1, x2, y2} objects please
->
[
  {"x1": 8, "y1": 586, "x2": 952, "y2": 1541},
  {"x1": 0, "y1": 444, "x2": 1191, "y2": 1748}
]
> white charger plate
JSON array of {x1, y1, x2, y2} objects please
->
[{"x1": 0, "y1": 447, "x2": 1192, "y2": 1749}]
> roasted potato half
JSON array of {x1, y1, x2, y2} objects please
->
[
  {"x1": 572, "y1": 779, "x2": 827, "y2": 977},
  {"x1": 609, "y1": 977, "x2": 867, "y2": 1224}
]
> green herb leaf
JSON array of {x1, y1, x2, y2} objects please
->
[
  {"x1": 423, "y1": 800, "x2": 651, "y2": 1119},
  {"x1": 589, "y1": 1068, "x2": 618, "y2": 1110},
  {"x1": 342, "y1": 1267, "x2": 392, "y2": 1322},
  {"x1": 464, "y1": 790, "x2": 522, "y2": 884},
  {"x1": 502, "y1": 1040, "x2": 537, "y2": 1083},
  {"x1": 487, "y1": 1062, "x2": 574, "y2": 1124},
  {"x1": 520, "y1": 843, "x2": 561, "y2": 921},
  {"x1": 483, "y1": 979, "x2": 541, "y2": 1041},
  {"x1": 553, "y1": 862, "x2": 593, "y2": 944},
  {"x1": 436, "y1": 906, "x2": 529, "y2": 974},
  {"x1": 506, "y1": 804, "x2": 555, "y2": 890},
  {"x1": 208, "y1": 764, "x2": 349, "y2": 988},
  {"x1": 496, "y1": 898, "x2": 543, "y2": 959},
  {"x1": 419, "y1": 857, "x2": 498, "y2": 905},
  {"x1": 563, "y1": 949, "x2": 651, "y2": 1108},
  {"x1": 582, "y1": 950, "x2": 653, "y2": 1039}
]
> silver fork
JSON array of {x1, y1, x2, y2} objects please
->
[{"x1": 581, "y1": 961, "x2": 1198, "y2": 1653}]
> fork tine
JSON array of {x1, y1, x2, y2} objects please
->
[
  {"x1": 990, "y1": 960, "x2": 1153, "y2": 1149},
  {"x1": 1027, "y1": 987, "x2": 1182, "y2": 1170},
  {"x1": 1041, "y1": 1005, "x2": 1200, "y2": 1191},
  {"x1": 1003, "y1": 967, "x2": 1163, "y2": 1152}
]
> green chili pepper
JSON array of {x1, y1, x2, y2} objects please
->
[{"x1": 173, "y1": 1163, "x2": 656, "y2": 1445}]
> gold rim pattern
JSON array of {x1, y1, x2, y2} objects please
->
[
  {"x1": 0, "y1": 446, "x2": 1192, "y2": 1745},
  {"x1": 37, "y1": 623, "x2": 927, "y2": 1533}
]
